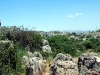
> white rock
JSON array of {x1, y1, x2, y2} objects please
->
[
  {"x1": 42, "y1": 45, "x2": 52, "y2": 53},
  {"x1": 27, "y1": 50, "x2": 34, "y2": 57},
  {"x1": 22, "y1": 56, "x2": 29, "y2": 65},
  {"x1": 26, "y1": 57, "x2": 44, "y2": 75},
  {"x1": 42, "y1": 39, "x2": 49, "y2": 46}
]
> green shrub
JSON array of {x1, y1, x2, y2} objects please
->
[{"x1": 0, "y1": 43, "x2": 17, "y2": 75}]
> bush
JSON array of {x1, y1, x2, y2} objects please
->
[
  {"x1": 82, "y1": 40, "x2": 92, "y2": 49},
  {"x1": 47, "y1": 35, "x2": 79, "y2": 57},
  {"x1": 0, "y1": 43, "x2": 17, "y2": 74},
  {"x1": 95, "y1": 46, "x2": 100, "y2": 52},
  {"x1": 29, "y1": 33, "x2": 42, "y2": 52}
]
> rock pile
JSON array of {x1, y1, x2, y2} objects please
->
[
  {"x1": 78, "y1": 53, "x2": 100, "y2": 75},
  {"x1": 49, "y1": 53, "x2": 79, "y2": 75}
]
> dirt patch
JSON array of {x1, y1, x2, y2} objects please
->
[{"x1": 43, "y1": 61, "x2": 53, "y2": 75}]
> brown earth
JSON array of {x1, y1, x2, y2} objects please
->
[{"x1": 43, "y1": 61, "x2": 52, "y2": 75}]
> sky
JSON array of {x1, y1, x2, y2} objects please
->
[{"x1": 0, "y1": 0, "x2": 100, "y2": 31}]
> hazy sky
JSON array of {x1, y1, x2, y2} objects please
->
[{"x1": 0, "y1": 0, "x2": 100, "y2": 31}]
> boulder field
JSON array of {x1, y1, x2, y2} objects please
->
[{"x1": 22, "y1": 52, "x2": 100, "y2": 75}]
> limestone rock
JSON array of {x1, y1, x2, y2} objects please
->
[
  {"x1": 33, "y1": 52, "x2": 43, "y2": 60},
  {"x1": 42, "y1": 45, "x2": 52, "y2": 53},
  {"x1": 26, "y1": 57, "x2": 44, "y2": 75},
  {"x1": 22, "y1": 52, "x2": 44, "y2": 75},
  {"x1": 42, "y1": 39, "x2": 52, "y2": 53},
  {"x1": 42, "y1": 39, "x2": 49, "y2": 46},
  {"x1": 78, "y1": 53, "x2": 100, "y2": 75},
  {"x1": 49, "y1": 53, "x2": 79, "y2": 75},
  {"x1": 22, "y1": 56, "x2": 29, "y2": 65}
]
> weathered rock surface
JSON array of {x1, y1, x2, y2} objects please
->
[
  {"x1": 42, "y1": 39, "x2": 49, "y2": 46},
  {"x1": 26, "y1": 57, "x2": 44, "y2": 75},
  {"x1": 22, "y1": 55, "x2": 29, "y2": 65},
  {"x1": 22, "y1": 52, "x2": 100, "y2": 75},
  {"x1": 42, "y1": 39, "x2": 52, "y2": 53},
  {"x1": 49, "y1": 53, "x2": 79, "y2": 75},
  {"x1": 78, "y1": 53, "x2": 100, "y2": 75},
  {"x1": 22, "y1": 52, "x2": 44, "y2": 75},
  {"x1": 42, "y1": 45, "x2": 52, "y2": 53},
  {"x1": 33, "y1": 52, "x2": 43, "y2": 60}
]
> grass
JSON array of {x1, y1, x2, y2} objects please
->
[{"x1": 16, "y1": 47, "x2": 27, "y2": 75}]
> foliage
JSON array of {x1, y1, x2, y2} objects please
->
[
  {"x1": 47, "y1": 35, "x2": 79, "y2": 56},
  {"x1": 29, "y1": 33, "x2": 42, "y2": 52},
  {"x1": 82, "y1": 40, "x2": 92, "y2": 49},
  {"x1": 47, "y1": 35, "x2": 99, "y2": 57},
  {"x1": 0, "y1": 42, "x2": 17, "y2": 75}
]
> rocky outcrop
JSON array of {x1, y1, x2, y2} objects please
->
[
  {"x1": 26, "y1": 50, "x2": 43, "y2": 59},
  {"x1": 78, "y1": 53, "x2": 100, "y2": 75},
  {"x1": 22, "y1": 55, "x2": 29, "y2": 65},
  {"x1": 42, "y1": 39, "x2": 52, "y2": 53},
  {"x1": 42, "y1": 45, "x2": 52, "y2": 53},
  {"x1": 22, "y1": 52, "x2": 44, "y2": 75},
  {"x1": 22, "y1": 51, "x2": 100, "y2": 75},
  {"x1": 26, "y1": 57, "x2": 44, "y2": 75},
  {"x1": 42, "y1": 39, "x2": 49, "y2": 46},
  {"x1": 49, "y1": 53, "x2": 79, "y2": 75},
  {"x1": 33, "y1": 52, "x2": 43, "y2": 60}
]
